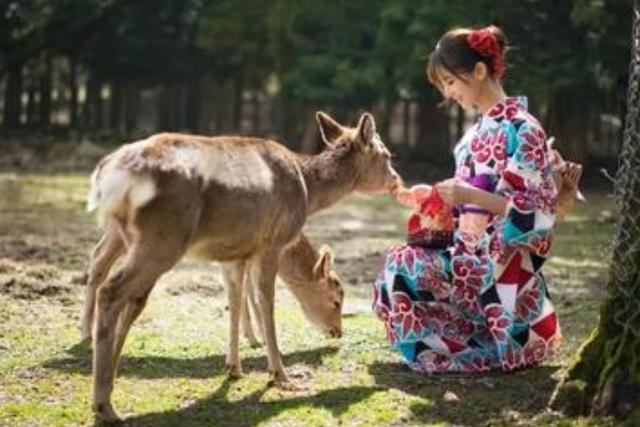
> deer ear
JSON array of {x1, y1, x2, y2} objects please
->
[
  {"x1": 313, "y1": 245, "x2": 334, "y2": 280},
  {"x1": 357, "y1": 112, "x2": 376, "y2": 145},
  {"x1": 316, "y1": 112, "x2": 343, "y2": 146}
]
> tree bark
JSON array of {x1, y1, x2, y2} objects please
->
[
  {"x1": 415, "y1": 95, "x2": 450, "y2": 163},
  {"x1": 300, "y1": 109, "x2": 320, "y2": 153},
  {"x1": 109, "y1": 81, "x2": 123, "y2": 133},
  {"x1": 232, "y1": 76, "x2": 244, "y2": 132},
  {"x1": 544, "y1": 86, "x2": 590, "y2": 164},
  {"x1": 3, "y1": 61, "x2": 23, "y2": 129},
  {"x1": 252, "y1": 90, "x2": 261, "y2": 135},
  {"x1": 124, "y1": 82, "x2": 140, "y2": 136},
  {"x1": 186, "y1": 77, "x2": 202, "y2": 133},
  {"x1": 68, "y1": 57, "x2": 79, "y2": 128},
  {"x1": 402, "y1": 99, "x2": 410, "y2": 146},
  {"x1": 39, "y1": 56, "x2": 52, "y2": 128},
  {"x1": 26, "y1": 82, "x2": 36, "y2": 127},
  {"x1": 84, "y1": 73, "x2": 103, "y2": 129}
]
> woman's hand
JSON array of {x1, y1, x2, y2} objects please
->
[
  {"x1": 393, "y1": 183, "x2": 432, "y2": 207},
  {"x1": 556, "y1": 161, "x2": 584, "y2": 218},
  {"x1": 435, "y1": 178, "x2": 470, "y2": 205},
  {"x1": 437, "y1": 177, "x2": 508, "y2": 216}
]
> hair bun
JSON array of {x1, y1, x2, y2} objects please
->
[{"x1": 467, "y1": 26, "x2": 506, "y2": 79}]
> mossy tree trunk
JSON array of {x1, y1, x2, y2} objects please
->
[{"x1": 551, "y1": 3, "x2": 640, "y2": 422}]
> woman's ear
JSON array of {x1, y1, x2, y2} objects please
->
[{"x1": 473, "y1": 62, "x2": 488, "y2": 82}]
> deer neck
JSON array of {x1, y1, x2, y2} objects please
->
[
  {"x1": 296, "y1": 146, "x2": 360, "y2": 215},
  {"x1": 277, "y1": 234, "x2": 318, "y2": 289}
]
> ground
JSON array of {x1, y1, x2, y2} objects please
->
[{"x1": 0, "y1": 173, "x2": 620, "y2": 426}]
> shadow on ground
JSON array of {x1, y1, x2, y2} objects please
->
[
  {"x1": 120, "y1": 378, "x2": 383, "y2": 427},
  {"x1": 368, "y1": 361, "x2": 560, "y2": 426},
  {"x1": 43, "y1": 341, "x2": 341, "y2": 379}
]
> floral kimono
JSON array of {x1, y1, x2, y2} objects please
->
[{"x1": 372, "y1": 97, "x2": 561, "y2": 373}]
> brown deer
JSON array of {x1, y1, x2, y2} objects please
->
[
  {"x1": 84, "y1": 111, "x2": 400, "y2": 422},
  {"x1": 80, "y1": 231, "x2": 344, "y2": 346}
]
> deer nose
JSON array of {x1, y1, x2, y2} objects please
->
[{"x1": 388, "y1": 173, "x2": 402, "y2": 192}]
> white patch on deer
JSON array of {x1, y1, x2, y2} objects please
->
[{"x1": 172, "y1": 146, "x2": 274, "y2": 190}]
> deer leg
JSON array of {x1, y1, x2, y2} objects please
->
[
  {"x1": 221, "y1": 261, "x2": 247, "y2": 378},
  {"x1": 242, "y1": 282, "x2": 262, "y2": 347},
  {"x1": 248, "y1": 249, "x2": 292, "y2": 387},
  {"x1": 80, "y1": 224, "x2": 125, "y2": 342},
  {"x1": 111, "y1": 287, "x2": 153, "y2": 373},
  {"x1": 92, "y1": 242, "x2": 184, "y2": 422}
]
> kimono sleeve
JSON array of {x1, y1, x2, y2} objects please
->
[{"x1": 496, "y1": 120, "x2": 557, "y2": 256}]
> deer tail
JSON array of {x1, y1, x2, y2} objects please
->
[{"x1": 86, "y1": 155, "x2": 157, "y2": 229}]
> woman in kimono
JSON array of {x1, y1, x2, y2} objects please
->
[{"x1": 372, "y1": 25, "x2": 582, "y2": 373}]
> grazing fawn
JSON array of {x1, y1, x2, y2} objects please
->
[{"x1": 240, "y1": 233, "x2": 343, "y2": 347}]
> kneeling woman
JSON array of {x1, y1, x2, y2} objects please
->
[{"x1": 373, "y1": 26, "x2": 569, "y2": 374}]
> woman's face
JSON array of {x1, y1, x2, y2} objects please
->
[{"x1": 436, "y1": 67, "x2": 483, "y2": 110}]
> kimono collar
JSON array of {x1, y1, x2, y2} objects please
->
[{"x1": 482, "y1": 96, "x2": 528, "y2": 121}]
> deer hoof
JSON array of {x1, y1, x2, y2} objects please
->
[
  {"x1": 93, "y1": 402, "x2": 122, "y2": 424},
  {"x1": 226, "y1": 363, "x2": 244, "y2": 379},
  {"x1": 267, "y1": 371, "x2": 306, "y2": 391}
]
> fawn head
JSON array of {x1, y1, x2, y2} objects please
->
[{"x1": 297, "y1": 245, "x2": 345, "y2": 339}]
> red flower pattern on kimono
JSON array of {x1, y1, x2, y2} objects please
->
[
  {"x1": 516, "y1": 287, "x2": 543, "y2": 320},
  {"x1": 524, "y1": 339, "x2": 548, "y2": 365},
  {"x1": 418, "y1": 351, "x2": 452, "y2": 372},
  {"x1": 519, "y1": 126, "x2": 548, "y2": 169},
  {"x1": 486, "y1": 305, "x2": 511, "y2": 341},
  {"x1": 503, "y1": 345, "x2": 525, "y2": 371},
  {"x1": 461, "y1": 355, "x2": 494, "y2": 373}
]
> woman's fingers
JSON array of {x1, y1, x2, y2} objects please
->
[{"x1": 561, "y1": 163, "x2": 582, "y2": 189}]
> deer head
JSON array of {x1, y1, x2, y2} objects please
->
[
  {"x1": 316, "y1": 111, "x2": 402, "y2": 194},
  {"x1": 282, "y1": 244, "x2": 344, "y2": 339}
]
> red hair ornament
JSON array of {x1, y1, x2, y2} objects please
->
[{"x1": 467, "y1": 26, "x2": 505, "y2": 79}]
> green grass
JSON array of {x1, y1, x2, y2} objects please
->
[{"x1": 0, "y1": 175, "x2": 620, "y2": 426}]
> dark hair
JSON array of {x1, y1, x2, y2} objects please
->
[{"x1": 427, "y1": 26, "x2": 508, "y2": 90}]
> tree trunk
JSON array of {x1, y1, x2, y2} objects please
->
[
  {"x1": 402, "y1": 99, "x2": 411, "y2": 146},
  {"x1": 545, "y1": 86, "x2": 590, "y2": 164},
  {"x1": 252, "y1": 90, "x2": 261, "y2": 135},
  {"x1": 300, "y1": 109, "x2": 320, "y2": 153},
  {"x1": 39, "y1": 56, "x2": 52, "y2": 128},
  {"x1": 551, "y1": 4, "x2": 640, "y2": 421},
  {"x1": 26, "y1": 84, "x2": 36, "y2": 127},
  {"x1": 415, "y1": 95, "x2": 450, "y2": 164},
  {"x1": 109, "y1": 81, "x2": 123, "y2": 133},
  {"x1": 232, "y1": 76, "x2": 244, "y2": 132},
  {"x1": 3, "y1": 61, "x2": 23, "y2": 129},
  {"x1": 186, "y1": 77, "x2": 201, "y2": 133},
  {"x1": 124, "y1": 82, "x2": 140, "y2": 136},
  {"x1": 84, "y1": 73, "x2": 103, "y2": 130},
  {"x1": 68, "y1": 57, "x2": 79, "y2": 128}
]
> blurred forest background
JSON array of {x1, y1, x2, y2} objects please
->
[{"x1": 0, "y1": 0, "x2": 633, "y2": 179}]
